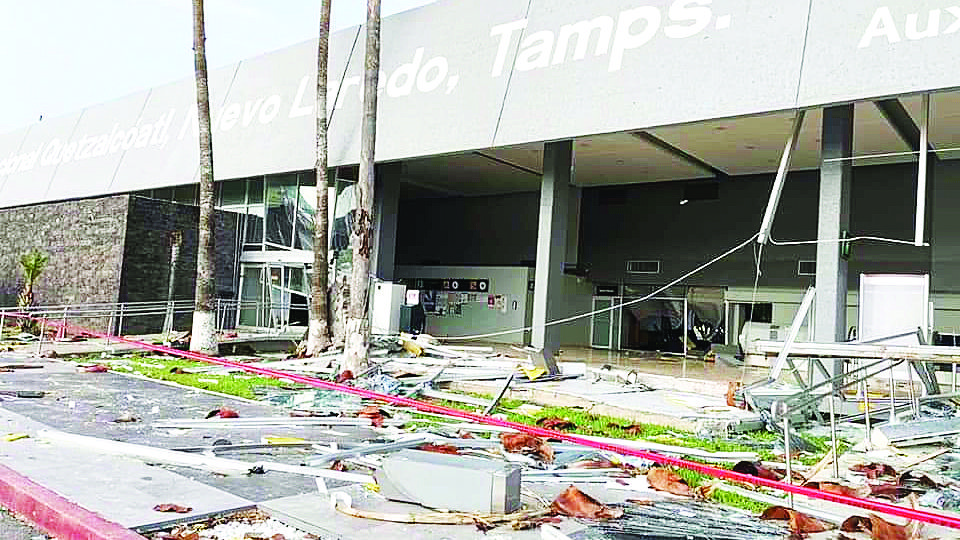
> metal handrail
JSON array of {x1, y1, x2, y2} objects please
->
[{"x1": 0, "y1": 298, "x2": 314, "y2": 334}]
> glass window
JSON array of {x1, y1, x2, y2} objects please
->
[
  {"x1": 286, "y1": 266, "x2": 307, "y2": 295},
  {"x1": 294, "y1": 185, "x2": 317, "y2": 250},
  {"x1": 154, "y1": 187, "x2": 174, "y2": 201},
  {"x1": 299, "y1": 170, "x2": 317, "y2": 186},
  {"x1": 220, "y1": 179, "x2": 246, "y2": 206},
  {"x1": 265, "y1": 174, "x2": 298, "y2": 248},
  {"x1": 247, "y1": 177, "x2": 264, "y2": 205},
  {"x1": 245, "y1": 207, "x2": 264, "y2": 245},
  {"x1": 173, "y1": 185, "x2": 197, "y2": 205}
]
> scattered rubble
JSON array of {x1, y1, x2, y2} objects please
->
[{"x1": 8, "y1": 322, "x2": 960, "y2": 538}]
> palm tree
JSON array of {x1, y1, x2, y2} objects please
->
[
  {"x1": 342, "y1": 0, "x2": 381, "y2": 374},
  {"x1": 307, "y1": 0, "x2": 334, "y2": 356},
  {"x1": 17, "y1": 249, "x2": 48, "y2": 333},
  {"x1": 189, "y1": 0, "x2": 218, "y2": 355},
  {"x1": 17, "y1": 249, "x2": 48, "y2": 310}
]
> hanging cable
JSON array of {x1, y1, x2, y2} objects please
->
[{"x1": 769, "y1": 235, "x2": 927, "y2": 247}]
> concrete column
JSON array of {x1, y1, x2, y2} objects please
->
[
  {"x1": 371, "y1": 165, "x2": 400, "y2": 281},
  {"x1": 815, "y1": 105, "x2": 854, "y2": 343},
  {"x1": 532, "y1": 140, "x2": 573, "y2": 374},
  {"x1": 565, "y1": 186, "x2": 582, "y2": 265}
]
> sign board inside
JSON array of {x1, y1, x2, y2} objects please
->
[{"x1": 398, "y1": 278, "x2": 490, "y2": 293}]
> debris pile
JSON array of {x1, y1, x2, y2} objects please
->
[{"x1": 7, "y1": 317, "x2": 960, "y2": 539}]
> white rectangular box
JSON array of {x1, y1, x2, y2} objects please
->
[{"x1": 371, "y1": 282, "x2": 407, "y2": 335}]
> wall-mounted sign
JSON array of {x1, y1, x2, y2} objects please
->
[
  {"x1": 595, "y1": 285, "x2": 620, "y2": 296},
  {"x1": 398, "y1": 278, "x2": 490, "y2": 293}
]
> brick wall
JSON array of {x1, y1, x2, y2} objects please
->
[
  {"x1": 0, "y1": 195, "x2": 241, "y2": 335},
  {"x1": 0, "y1": 196, "x2": 129, "y2": 331},
  {"x1": 119, "y1": 197, "x2": 240, "y2": 334}
]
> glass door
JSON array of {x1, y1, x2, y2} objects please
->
[
  {"x1": 238, "y1": 264, "x2": 268, "y2": 327},
  {"x1": 591, "y1": 297, "x2": 614, "y2": 349}
]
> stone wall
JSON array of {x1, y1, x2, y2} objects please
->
[
  {"x1": 0, "y1": 195, "x2": 241, "y2": 335},
  {"x1": 0, "y1": 196, "x2": 129, "y2": 331},
  {"x1": 119, "y1": 197, "x2": 240, "y2": 334}
]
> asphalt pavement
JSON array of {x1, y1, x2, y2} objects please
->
[{"x1": 0, "y1": 508, "x2": 50, "y2": 540}]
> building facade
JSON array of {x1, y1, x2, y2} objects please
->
[{"x1": 2, "y1": 0, "x2": 959, "y2": 354}]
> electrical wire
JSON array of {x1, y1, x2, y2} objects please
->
[
  {"x1": 441, "y1": 233, "x2": 760, "y2": 341},
  {"x1": 821, "y1": 145, "x2": 960, "y2": 163},
  {"x1": 769, "y1": 234, "x2": 927, "y2": 247},
  {"x1": 740, "y1": 240, "x2": 765, "y2": 381}
]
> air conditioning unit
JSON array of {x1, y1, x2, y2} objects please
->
[{"x1": 626, "y1": 260, "x2": 660, "y2": 274}]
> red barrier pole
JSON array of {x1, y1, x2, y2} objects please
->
[{"x1": 14, "y1": 313, "x2": 960, "y2": 529}]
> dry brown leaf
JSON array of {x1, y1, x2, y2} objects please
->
[
  {"x1": 646, "y1": 467, "x2": 693, "y2": 497},
  {"x1": 81, "y1": 364, "x2": 109, "y2": 373},
  {"x1": 869, "y1": 482, "x2": 909, "y2": 501},
  {"x1": 568, "y1": 458, "x2": 618, "y2": 470},
  {"x1": 732, "y1": 460, "x2": 783, "y2": 481},
  {"x1": 869, "y1": 514, "x2": 910, "y2": 540},
  {"x1": 760, "y1": 505, "x2": 833, "y2": 535},
  {"x1": 158, "y1": 530, "x2": 199, "y2": 540},
  {"x1": 851, "y1": 463, "x2": 898, "y2": 479},
  {"x1": 500, "y1": 432, "x2": 554, "y2": 462},
  {"x1": 158, "y1": 529, "x2": 199, "y2": 540},
  {"x1": 535, "y1": 417, "x2": 577, "y2": 431},
  {"x1": 806, "y1": 481, "x2": 865, "y2": 498},
  {"x1": 153, "y1": 503, "x2": 192, "y2": 513},
  {"x1": 550, "y1": 485, "x2": 623, "y2": 520},
  {"x1": 473, "y1": 517, "x2": 495, "y2": 532},
  {"x1": 417, "y1": 443, "x2": 461, "y2": 455},
  {"x1": 357, "y1": 405, "x2": 387, "y2": 427},
  {"x1": 841, "y1": 515, "x2": 872, "y2": 533},
  {"x1": 335, "y1": 370, "x2": 354, "y2": 383}
]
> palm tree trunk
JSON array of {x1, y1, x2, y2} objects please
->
[
  {"x1": 163, "y1": 231, "x2": 183, "y2": 338},
  {"x1": 189, "y1": 0, "x2": 218, "y2": 355},
  {"x1": 307, "y1": 0, "x2": 334, "y2": 357},
  {"x1": 342, "y1": 0, "x2": 381, "y2": 374}
]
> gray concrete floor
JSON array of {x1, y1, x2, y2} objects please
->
[{"x1": 0, "y1": 508, "x2": 50, "y2": 540}]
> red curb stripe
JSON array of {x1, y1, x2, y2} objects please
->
[
  {"x1": 0, "y1": 463, "x2": 145, "y2": 540},
  {"x1": 11, "y1": 313, "x2": 960, "y2": 529}
]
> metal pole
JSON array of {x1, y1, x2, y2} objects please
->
[
  {"x1": 105, "y1": 307, "x2": 113, "y2": 349},
  {"x1": 118, "y1": 303, "x2": 124, "y2": 336},
  {"x1": 60, "y1": 306, "x2": 67, "y2": 340},
  {"x1": 783, "y1": 411, "x2": 794, "y2": 508},
  {"x1": 758, "y1": 111, "x2": 805, "y2": 245},
  {"x1": 862, "y1": 366, "x2": 873, "y2": 450},
  {"x1": 683, "y1": 298, "x2": 689, "y2": 358},
  {"x1": 724, "y1": 300, "x2": 731, "y2": 346},
  {"x1": 915, "y1": 93, "x2": 929, "y2": 247},
  {"x1": 826, "y1": 384, "x2": 840, "y2": 479},
  {"x1": 889, "y1": 361, "x2": 898, "y2": 425},
  {"x1": 37, "y1": 315, "x2": 46, "y2": 356},
  {"x1": 907, "y1": 361, "x2": 919, "y2": 419},
  {"x1": 953, "y1": 363, "x2": 957, "y2": 393},
  {"x1": 0, "y1": 310, "x2": 5, "y2": 340}
]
